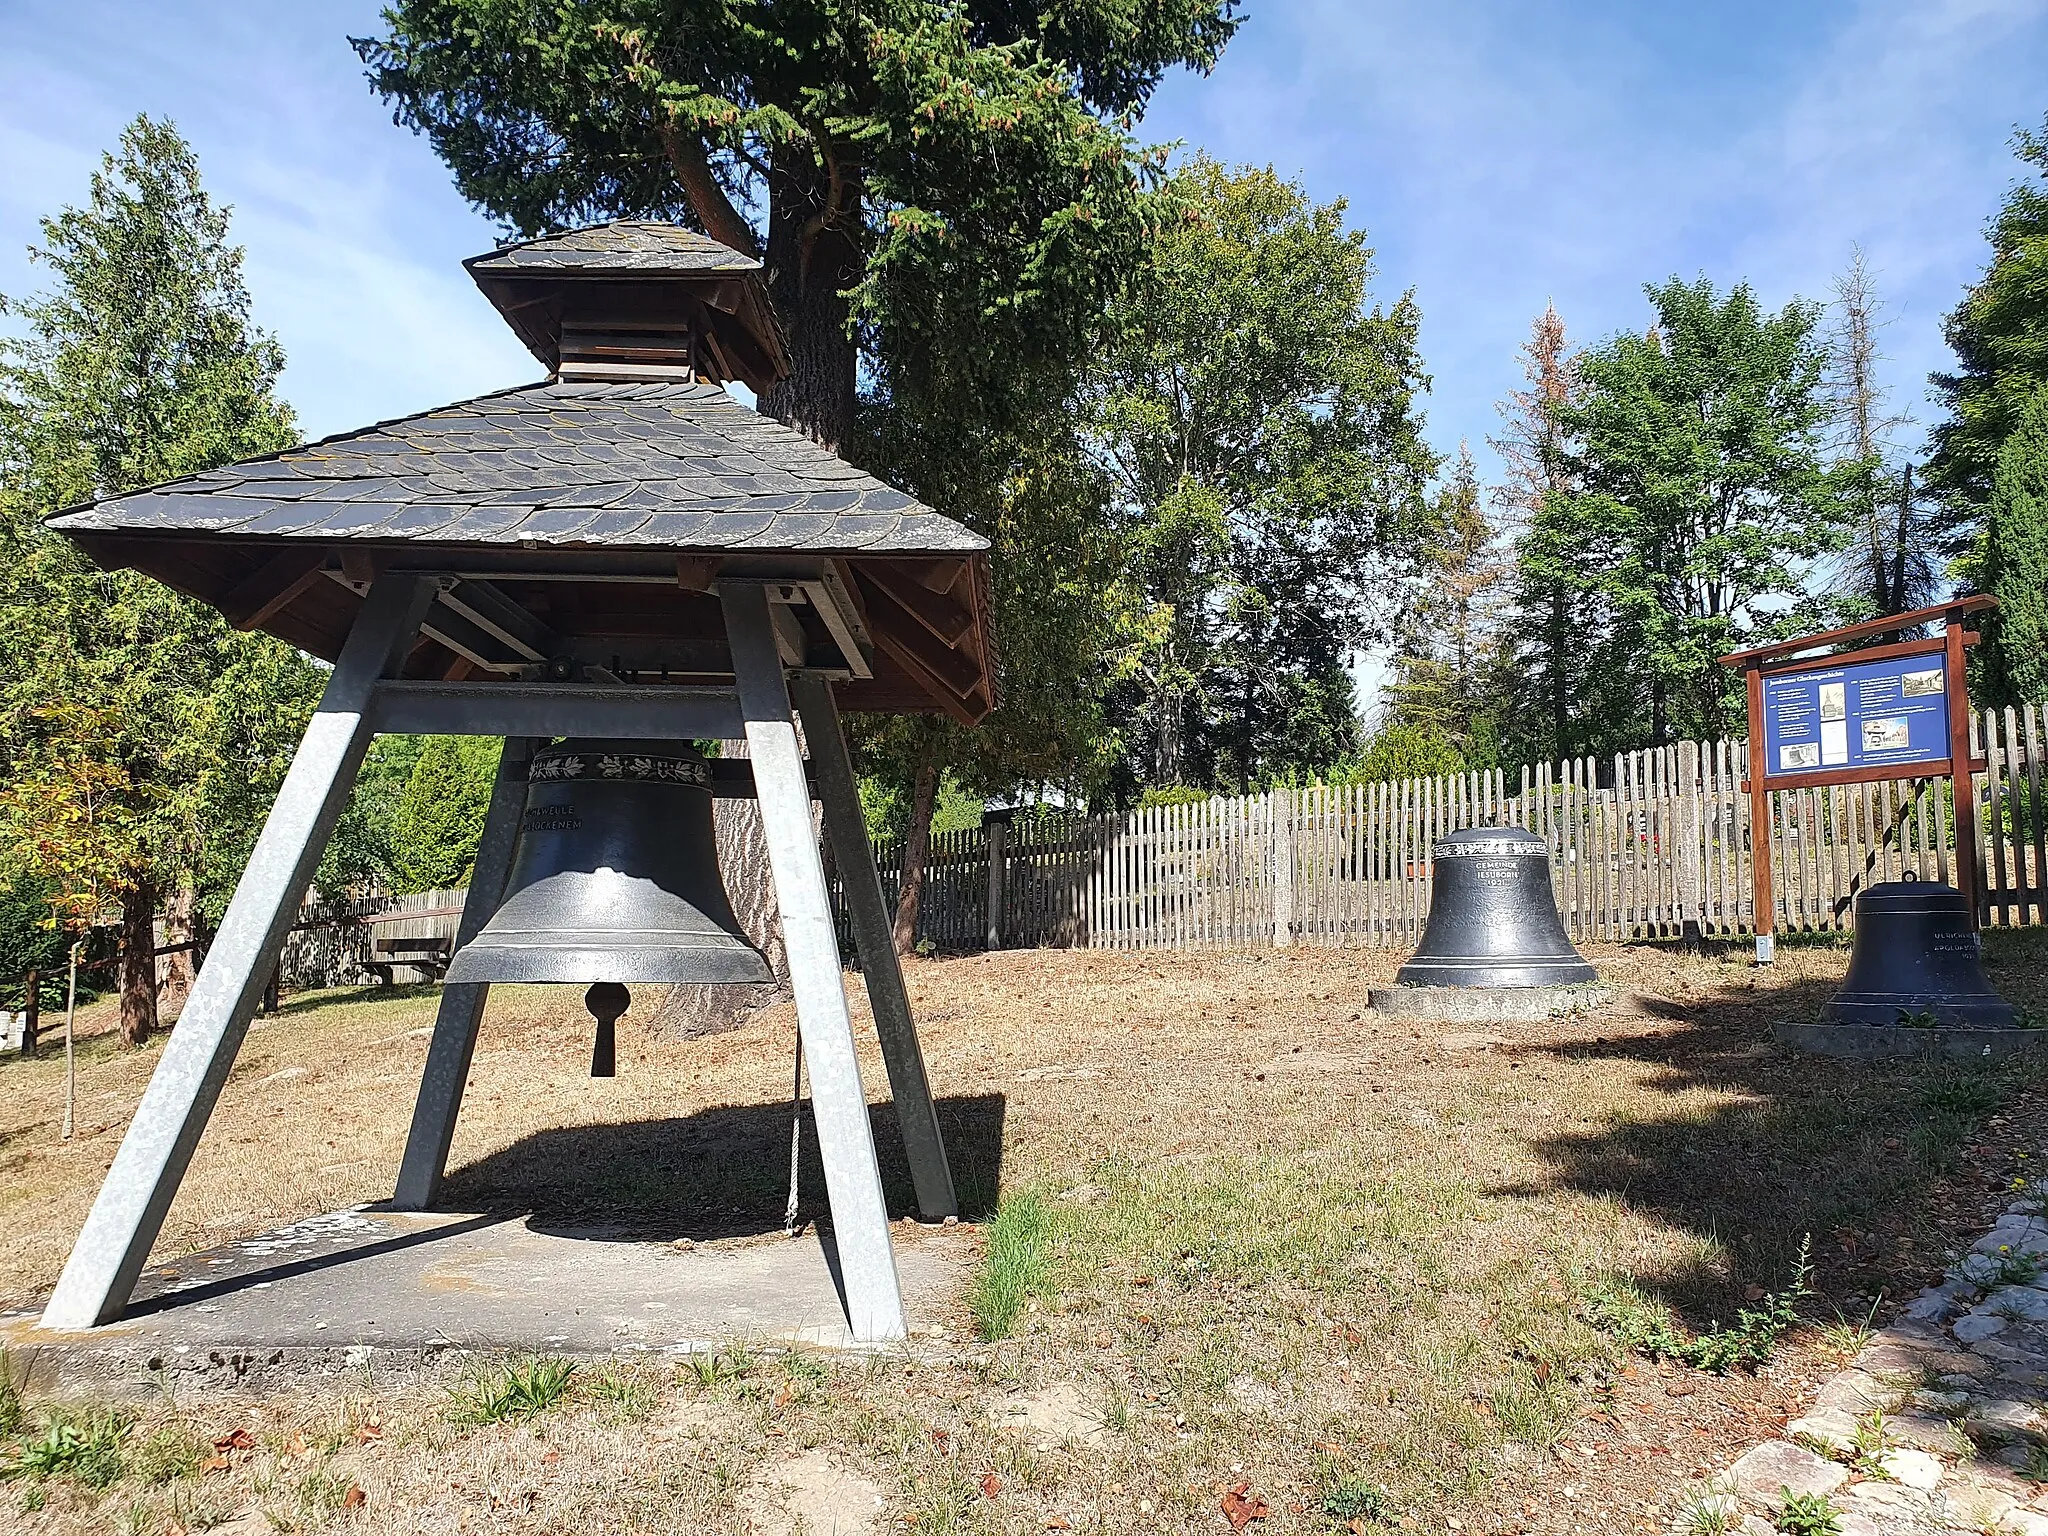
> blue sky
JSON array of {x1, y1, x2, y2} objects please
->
[
  {"x1": 4, "y1": 0, "x2": 2042, "y2": 461},
  {"x1": 3, "y1": 0, "x2": 2045, "y2": 702}
]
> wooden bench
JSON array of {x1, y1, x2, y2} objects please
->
[{"x1": 367, "y1": 934, "x2": 454, "y2": 986}]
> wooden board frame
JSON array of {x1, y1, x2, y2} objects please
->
[{"x1": 1720, "y1": 596, "x2": 1996, "y2": 961}]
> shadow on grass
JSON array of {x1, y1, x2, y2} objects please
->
[
  {"x1": 269, "y1": 982, "x2": 442, "y2": 1018},
  {"x1": 442, "y1": 1092, "x2": 1008, "y2": 1243},
  {"x1": 1512, "y1": 931, "x2": 2048, "y2": 1328}
]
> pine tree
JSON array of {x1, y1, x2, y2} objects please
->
[
  {"x1": 1383, "y1": 446, "x2": 1508, "y2": 765},
  {"x1": 1984, "y1": 385, "x2": 2048, "y2": 706},
  {"x1": 1490, "y1": 305, "x2": 1604, "y2": 763},
  {"x1": 1930, "y1": 118, "x2": 2048, "y2": 557},
  {"x1": 0, "y1": 117, "x2": 316, "y2": 1045},
  {"x1": 390, "y1": 737, "x2": 504, "y2": 895}
]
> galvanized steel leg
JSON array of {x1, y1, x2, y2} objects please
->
[
  {"x1": 722, "y1": 585, "x2": 907, "y2": 1343},
  {"x1": 789, "y1": 674, "x2": 957, "y2": 1222},
  {"x1": 41, "y1": 577, "x2": 435, "y2": 1330},
  {"x1": 392, "y1": 737, "x2": 539, "y2": 1210}
]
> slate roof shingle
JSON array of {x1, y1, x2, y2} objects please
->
[
  {"x1": 466, "y1": 221, "x2": 760, "y2": 277},
  {"x1": 48, "y1": 381, "x2": 986, "y2": 557}
]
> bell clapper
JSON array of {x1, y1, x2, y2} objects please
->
[{"x1": 585, "y1": 983, "x2": 630, "y2": 1078}]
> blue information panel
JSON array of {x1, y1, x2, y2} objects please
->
[{"x1": 1761, "y1": 652, "x2": 1950, "y2": 778}]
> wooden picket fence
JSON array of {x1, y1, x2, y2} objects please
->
[
  {"x1": 866, "y1": 705, "x2": 2047, "y2": 952},
  {"x1": 279, "y1": 887, "x2": 466, "y2": 988},
  {"x1": 271, "y1": 705, "x2": 2046, "y2": 978}
]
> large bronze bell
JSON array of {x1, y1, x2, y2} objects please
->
[
  {"x1": 1396, "y1": 827, "x2": 1597, "y2": 988},
  {"x1": 1823, "y1": 876, "x2": 2015, "y2": 1027},
  {"x1": 445, "y1": 739, "x2": 772, "y2": 1073}
]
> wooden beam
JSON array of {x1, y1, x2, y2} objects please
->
[
  {"x1": 221, "y1": 550, "x2": 327, "y2": 631},
  {"x1": 1755, "y1": 631, "x2": 1978, "y2": 678},
  {"x1": 1718, "y1": 595, "x2": 1996, "y2": 667},
  {"x1": 869, "y1": 626, "x2": 981, "y2": 726},
  {"x1": 862, "y1": 562, "x2": 973, "y2": 648},
  {"x1": 853, "y1": 572, "x2": 984, "y2": 700},
  {"x1": 676, "y1": 555, "x2": 721, "y2": 592}
]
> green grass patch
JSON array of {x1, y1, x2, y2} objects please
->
[
  {"x1": 449, "y1": 1355, "x2": 576, "y2": 1425},
  {"x1": 1587, "y1": 1239, "x2": 1812, "y2": 1372},
  {"x1": 3, "y1": 1407, "x2": 131, "y2": 1487},
  {"x1": 1774, "y1": 1488, "x2": 1842, "y2": 1535},
  {"x1": 970, "y1": 1190, "x2": 1052, "y2": 1341}
]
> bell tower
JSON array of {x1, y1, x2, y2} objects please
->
[{"x1": 39, "y1": 220, "x2": 992, "y2": 1345}]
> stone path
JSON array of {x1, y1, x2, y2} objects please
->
[{"x1": 1684, "y1": 1201, "x2": 2048, "y2": 1534}]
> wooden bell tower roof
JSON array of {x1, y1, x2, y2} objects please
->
[
  {"x1": 465, "y1": 221, "x2": 789, "y2": 392},
  {"x1": 45, "y1": 226, "x2": 994, "y2": 724}
]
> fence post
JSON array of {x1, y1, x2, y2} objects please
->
[
  {"x1": 21, "y1": 969, "x2": 37, "y2": 1057},
  {"x1": 1271, "y1": 791, "x2": 1294, "y2": 947},
  {"x1": 983, "y1": 811, "x2": 1010, "y2": 950},
  {"x1": 1677, "y1": 740, "x2": 1703, "y2": 948}
]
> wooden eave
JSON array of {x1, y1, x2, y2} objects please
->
[{"x1": 67, "y1": 531, "x2": 993, "y2": 723}]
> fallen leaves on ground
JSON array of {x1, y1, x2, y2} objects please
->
[{"x1": 1220, "y1": 1482, "x2": 1271, "y2": 1530}]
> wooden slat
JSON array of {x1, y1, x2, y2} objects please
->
[{"x1": 2028, "y1": 703, "x2": 2046, "y2": 927}]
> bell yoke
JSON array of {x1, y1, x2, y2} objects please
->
[{"x1": 35, "y1": 221, "x2": 990, "y2": 1343}]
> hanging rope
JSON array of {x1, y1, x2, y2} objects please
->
[{"x1": 783, "y1": 1034, "x2": 806, "y2": 1237}]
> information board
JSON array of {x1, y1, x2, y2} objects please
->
[{"x1": 1760, "y1": 652, "x2": 1950, "y2": 778}]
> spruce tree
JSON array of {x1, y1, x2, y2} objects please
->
[
  {"x1": 0, "y1": 116, "x2": 316, "y2": 1045},
  {"x1": 390, "y1": 737, "x2": 503, "y2": 895},
  {"x1": 1930, "y1": 118, "x2": 2048, "y2": 553},
  {"x1": 1984, "y1": 385, "x2": 2048, "y2": 706}
]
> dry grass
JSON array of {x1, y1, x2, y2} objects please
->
[{"x1": 1, "y1": 931, "x2": 2045, "y2": 1533}]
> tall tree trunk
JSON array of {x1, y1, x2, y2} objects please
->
[
  {"x1": 893, "y1": 759, "x2": 940, "y2": 956},
  {"x1": 158, "y1": 883, "x2": 197, "y2": 1019},
  {"x1": 756, "y1": 156, "x2": 861, "y2": 453},
  {"x1": 649, "y1": 736, "x2": 793, "y2": 1040},
  {"x1": 118, "y1": 879, "x2": 158, "y2": 1048}
]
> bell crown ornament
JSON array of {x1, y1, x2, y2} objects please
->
[
  {"x1": 445, "y1": 738, "x2": 773, "y2": 990},
  {"x1": 1395, "y1": 826, "x2": 1597, "y2": 988},
  {"x1": 1822, "y1": 874, "x2": 2015, "y2": 1027}
]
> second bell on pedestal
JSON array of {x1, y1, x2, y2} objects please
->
[
  {"x1": 1396, "y1": 826, "x2": 1596, "y2": 988},
  {"x1": 447, "y1": 738, "x2": 772, "y2": 990}
]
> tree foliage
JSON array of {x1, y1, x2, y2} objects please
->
[
  {"x1": 357, "y1": 1, "x2": 1241, "y2": 944},
  {"x1": 1930, "y1": 117, "x2": 2048, "y2": 550},
  {"x1": 0, "y1": 116, "x2": 318, "y2": 1040},
  {"x1": 390, "y1": 737, "x2": 503, "y2": 894},
  {"x1": 1381, "y1": 446, "x2": 1506, "y2": 767},
  {"x1": 1983, "y1": 384, "x2": 2048, "y2": 707},
  {"x1": 1537, "y1": 278, "x2": 1846, "y2": 751},
  {"x1": 1086, "y1": 158, "x2": 1436, "y2": 797},
  {"x1": 354, "y1": 0, "x2": 1239, "y2": 451}
]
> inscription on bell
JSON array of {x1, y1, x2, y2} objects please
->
[
  {"x1": 1822, "y1": 878, "x2": 2014, "y2": 1027},
  {"x1": 523, "y1": 805, "x2": 583, "y2": 832}
]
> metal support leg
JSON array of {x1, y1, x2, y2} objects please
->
[
  {"x1": 41, "y1": 577, "x2": 435, "y2": 1330},
  {"x1": 392, "y1": 737, "x2": 538, "y2": 1209},
  {"x1": 790, "y1": 674, "x2": 957, "y2": 1221},
  {"x1": 722, "y1": 585, "x2": 907, "y2": 1343}
]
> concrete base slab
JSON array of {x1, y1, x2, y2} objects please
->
[
  {"x1": 1771, "y1": 1020, "x2": 2048, "y2": 1062},
  {"x1": 2, "y1": 1206, "x2": 973, "y2": 1398},
  {"x1": 1366, "y1": 983, "x2": 1613, "y2": 1023}
]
